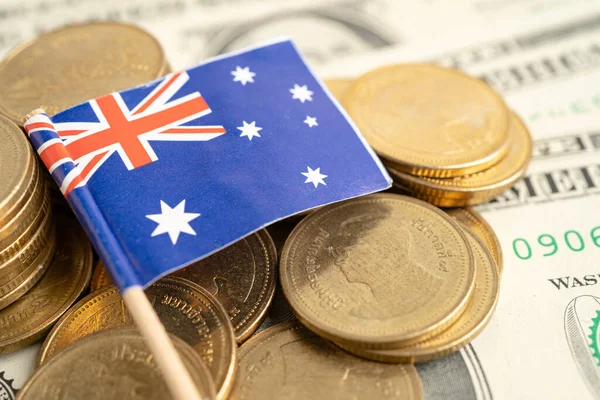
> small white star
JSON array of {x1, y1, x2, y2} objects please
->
[
  {"x1": 304, "y1": 116, "x2": 318, "y2": 128},
  {"x1": 302, "y1": 167, "x2": 327, "y2": 188},
  {"x1": 290, "y1": 84, "x2": 313, "y2": 103},
  {"x1": 231, "y1": 66, "x2": 256, "y2": 85},
  {"x1": 146, "y1": 200, "x2": 200, "y2": 245},
  {"x1": 237, "y1": 121, "x2": 262, "y2": 141}
]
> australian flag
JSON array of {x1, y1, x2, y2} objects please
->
[{"x1": 24, "y1": 39, "x2": 391, "y2": 291}]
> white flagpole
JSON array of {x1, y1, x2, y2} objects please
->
[{"x1": 122, "y1": 286, "x2": 204, "y2": 400}]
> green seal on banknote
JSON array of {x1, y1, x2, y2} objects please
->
[{"x1": 590, "y1": 311, "x2": 600, "y2": 366}]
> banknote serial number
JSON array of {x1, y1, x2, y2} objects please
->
[{"x1": 511, "y1": 227, "x2": 600, "y2": 260}]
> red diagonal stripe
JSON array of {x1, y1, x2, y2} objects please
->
[
  {"x1": 64, "y1": 151, "x2": 108, "y2": 196},
  {"x1": 58, "y1": 129, "x2": 88, "y2": 137},
  {"x1": 133, "y1": 72, "x2": 182, "y2": 116}
]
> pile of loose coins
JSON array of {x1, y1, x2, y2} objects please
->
[
  {"x1": 0, "y1": 117, "x2": 54, "y2": 314},
  {"x1": 0, "y1": 21, "x2": 521, "y2": 400}
]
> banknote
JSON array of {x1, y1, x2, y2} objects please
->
[
  {"x1": 0, "y1": 343, "x2": 40, "y2": 400},
  {"x1": 2, "y1": 1, "x2": 600, "y2": 399},
  {"x1": 1, "y1": 0, "x2": 600, "y2": 70},
  {"x1": 321, "y1": 19, "x2": 600, "y2": 400}
]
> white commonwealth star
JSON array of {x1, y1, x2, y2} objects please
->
[
  {"x1": 238, "y1": 121, "x2": 262, "y2": 141},
  {"x1": 290, "y1": 84, "x2": 313, "y2": 103},
  {"x1": 231, "y1": 66, "x2": 256, "y2": 85},
  {"x1": 302, "y1": 166, "x2": 327, "y2": 188},
  {"x1": 304, "y1": 116, "x2": 318, "y2": 128},
  {"x1": 146, "y1": 200, "x2": 200, "y2": 245}
]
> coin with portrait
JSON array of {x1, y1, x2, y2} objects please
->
[
  {"x1": 337, "y1": 228, "x2": 499, "y2": 363},
  {"x1": 280, "y1": 193, "x2": 475, "y2": 348}
]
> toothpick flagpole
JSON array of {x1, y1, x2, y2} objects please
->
[
  {"x1": 23, "y1": 109, "x2": 203, "y2": 400},
  {"x1": 122, "y1": 286, "x2": 203, "y2": 400}
]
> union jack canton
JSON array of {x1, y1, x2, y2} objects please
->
[{"x1": 24, "y1": 39, "x2": 391, "y2": 291}]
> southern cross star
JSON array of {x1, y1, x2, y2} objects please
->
[
  {"x1": 237, "y1": 121, "x2": 262, "y2": 141},
  {"x1": 146, "y1": 200, "x2": 200, "y2": 245},
  {"x1": 302, "y1": 166, "x2": 327, "y2": 188},
  {"x1": 231, "y1": 66, "x2": 256, "y2": 85},
  {"x1": 290, "y1": 84, "x2": 313, "y2": 103},
  {"x1": 304, "y1": 116, "x2": 318, "y2": 127}
]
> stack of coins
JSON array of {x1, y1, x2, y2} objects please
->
[
  {"x1": 278, "y1": 193, "x2": 500, "y2": 364},
  {"x1": 337, "y1": 64, "x2": 533, "y2": 207},
  {"x1": 0, "y1": 116, "x2": 55, "y2": 311}
]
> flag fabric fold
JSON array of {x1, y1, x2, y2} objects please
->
[{"x1": 24, "y1": 39, "x2": 391, "y2": 290}]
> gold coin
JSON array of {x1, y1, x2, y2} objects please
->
[
  {"x1": 344, "y1": 64, "x2": 510, "y2": 177},
  {"x1": 172, "y1": 229, "x2": 277, "y2": 343},
  {"x1": 0, "y1": 210, "x2": 92, "y2": 354},
  {"x1": 446, "y1": 207, "x2": 503, "y2": 274},
  {"x1": 325, "y1": 78, "x2": 353, "y2": 102},
  {"x1": 90, "y1": 259, "x2": 112, "y2": 292},
  {"x1": 337, "y1": 228, "x2": 499, "y2": 363},
  {"x1": 0, "y1": 207, "x2": 56, "y2": 310},
  {"x1": 0, "y1": 22, "x2": 168, "y2": 124},
  {"x1": 390, "y1": 113, "x2": 532, "y2": 206},
  {"x1": 280, "y1": 193, "x2": 475, "y2": 348},
  {"x1": 0, "y1": 171, "x2": 47, "y2": 262},
  {"x1": 39, "y1": 277, "x2": 237, "y2": 400},
  {"x1": 0, "y1": 115, "x2": 34, "y2": 223},
  {"x1": 17, "y1": 328, "x2": 216, "y2": 400},
  {"x1": 232, "y1": 321, "x2": 423, "y2": 400},
  {"x1": 0, "y1": 199, "x2": 53, "y2": 282}
]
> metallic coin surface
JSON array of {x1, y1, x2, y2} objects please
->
[
  {"x1": 344, "y1": 64, "x2": 510, "y2": 177},
  {"x1": 325, "y1": 78, "x2": 353, "y2": 102},
  {"x1": 280, "y1": 193, "x2": 475, "y2": 348},
  {"x1": 17, "y1": 328, "x2": 216, "y2": 400},
  {"x1": 390, "y1": 113, "x2": 532, "y2": 207},
  {"x1": 90, "y1": 260, "x2": 113, "y2": 292},
  {"x1": 0, "y1": 162, "x2": 39, "y2": 246},
  {"x1": 0, "y1": 115, "x2": 34, "y2": 223},
  {"x1": 0, "y1": 22, "x2": 168, "y2": 124},
  {"x1": 0, "y1": 172, "x2": 47, "y2": 262},
  {"x1": 0, "y1": 208, "x2": 56, "y2": 310},
  {"x1": 39, "y1": 277, "x2": 237, "y2": 400},
  {"x1": 446, "y1": 207, "x2": 503, "y2": 274},
  {"x1": 337, "y1": 229, "x2": 499, "y2": 363},
  {"x1": 232, "y1": 321, "x2": 423, "y2": 400},
  {"x1": 172, "y1": 230, "x2": 277, "y2": 343},
  {"x1": 0, "y1": 201, "x2": 53, "y2": 283},
  {"x1": 0, "y1": 211, "x2": 92, "y2": 354}
]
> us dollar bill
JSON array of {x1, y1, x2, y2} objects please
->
[
  {"x1": 321, "y1": 18, "x2": 600, "y2": 400},
  {"x1": 1, "y1": 0, "x2": 600, "y2": 70}
]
